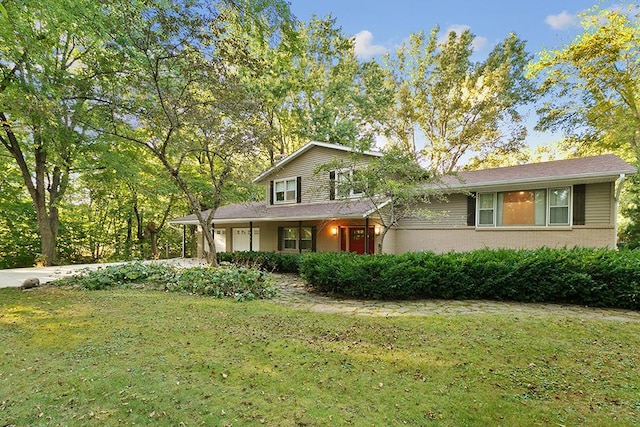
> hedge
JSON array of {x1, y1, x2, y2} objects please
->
[
  {"x1": 298, "y1": 248, "x2": 640, "y2": 310},
  {"x1": 217, "y1": 251, "x2": 301, "y2": 273}
]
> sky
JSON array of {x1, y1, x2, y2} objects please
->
[{"x1": 287, "y1": 0, "x2": 613, "y2": 152}]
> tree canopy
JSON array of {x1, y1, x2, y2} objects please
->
[
  {"x1": 531, "y1": 4, "x2": 639, "y2": 159},
  {"x1": 382, "y1": 27, "x2": 536, "y2": 173}
]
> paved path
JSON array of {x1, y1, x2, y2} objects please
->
[
  {"x1": 269, "y1": 273, "x2": 640, "y2": 322},
  {"x1": 2, "y1": 261, "x2": 639, "y2": 322}
]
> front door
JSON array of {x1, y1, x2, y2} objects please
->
[{"x1": 340, "y1": 227, "x2": 374, "y2": 254}]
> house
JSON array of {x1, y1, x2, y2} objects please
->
[{"x1": 169, "y1": 141, "x2": 636, "y2": 256}]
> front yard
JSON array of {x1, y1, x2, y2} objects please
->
[{"x1": 1, "y1": 286, "x2": 638, "y2": 426}]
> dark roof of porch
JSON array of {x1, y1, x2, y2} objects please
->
[{"x1": 169, "y1": 199, "x2": 384, "y2": 225}]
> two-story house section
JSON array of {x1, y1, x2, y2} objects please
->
[
  {"x1": 170, "y1": 141, "x2": 636, "y2": 257},
  {"x1": 171, "y1": 141, "x2": 386, "y2": 256}
]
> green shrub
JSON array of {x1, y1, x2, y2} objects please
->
[
  {"x1": 299, "y1": 248, "x2": 640, "y2": 310},
  {"x1": 217, "y1": 251, "x2": 301, "y2": 273},
  {"x1": 53, "y1": 261, "x2": 276, "y2": 301}
]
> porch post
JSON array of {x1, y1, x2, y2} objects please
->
[
  {"x1": 365, "y1": 217, "x2": 370, "y2": 254},
  {"x1": 182, "y1": 225, "x2": 186, "y2": 258},
  {"x1": 249, "y1": 221, "x2": 253, "y2": 252}
]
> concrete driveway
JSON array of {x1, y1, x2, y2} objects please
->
[{"x1": 0, "y1": 259, "x2": 206, "y2": 288}]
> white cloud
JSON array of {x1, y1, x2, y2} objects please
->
[
  {"x1": 545, "y1": 11, "x2": 577, "y2": 30},
  {"x1": 438, "y1": 25, "x2": 488, "y2": 51},
  {"x1": 354, "y1": 30, "x2": 387, "y2": 58}
]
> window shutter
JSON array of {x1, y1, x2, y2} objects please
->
[
  {"x1": 311, "y1": 227, "x2": 317, "y2": 252},
  {"x1": 573, "y1": 184, "x2": 586, "y2": 225},
  {"x1": 296, "y1": 177, "x2": 302, "y2": 203},
  {"x1": 277, "y1": 227, "x2": 283, "y2": 251},
  {"x1": 269, "y1": 181, "x2": 274, "y2": 205},
  {"x1": 467, "y1": 193, "x2": 476, "y2": 226},
  {"x1": 329, "y1": 171, "x2": 336, "y2": 200}
]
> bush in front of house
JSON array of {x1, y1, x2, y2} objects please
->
[
  {"x1": 216, "y1": 251, "x2": 301, "y2": 273},
  {"x1": 299, "y1": 248, "x2": 640, "y2": 310},
  {"x1": 53, "y1": 261, "x2": 276, "y2": 301}
]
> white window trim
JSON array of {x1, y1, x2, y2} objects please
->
[
  {"x1": 548, "y1": 187, "x2": 572, "y2": 226},
  {"x1": 280, "y1": 226, "x2": 314, "y2": 252},
  {"x1": 477, "y1": 193, "x2": 496, "y2": 227},
  {"x1": 334, "y1": 169, "x2": 364, "y2": 199},
  {"x1": 476, "y1": 186, "x2": 573, "y2": 228},
  {"x1": 273, "y1": 177, "x2": 297, "y2": 204}
]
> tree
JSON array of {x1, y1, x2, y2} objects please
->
[
  {"x1": 89, "y1": 0, "x2": 292, "y2": 265},
  {"x1": 244, "y1": 15, "x2": 393, "y2": 163},
  {"x1": 531, "y1": 4, "x2": 639, "y2": 159},
  {"x1": 0, "y1": 0, "x2": 115, "y2": 265},
  {"x1": 317, "y1": 147, "x2": 441, "y2": 253},
  {"x1": 383, "y1": 28, "x2": 535, "y2": 173}
]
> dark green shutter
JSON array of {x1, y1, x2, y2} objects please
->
[
  {"x1": 467, "y1": 193, "x2": 476, "y2": 226},
  {"x1": 573, "y1": 184, "x2": 586, "y2": 225},
  {"x1": 277, "y1": 227, "x2": 283, "y2": 251},
  {"x1": 296, "y1": 177, "x2": 302, "y2": 203},
  {"x1": 269, "y1": 181, "x2": 274, "y2": 205},
  {"x1": 329, "y1": 171, "x2": 336, "y2": 200}
]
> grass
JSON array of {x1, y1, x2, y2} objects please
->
[{"x1": 1, "y1": 286, "x2": 639, "y2": 426}]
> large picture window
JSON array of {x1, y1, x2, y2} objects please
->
[{"x1": 478, "y1": 187, "x2": 571, "y2": 227}]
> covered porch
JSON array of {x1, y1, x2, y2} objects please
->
[{"x1": 169, "y1": 199, "x2": 385, "y2": 258}]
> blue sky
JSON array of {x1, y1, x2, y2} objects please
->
[{"x1": 287, "y1": 0, "x2": 607, "y2": 151}]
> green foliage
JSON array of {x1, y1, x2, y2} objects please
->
[
  {"x1": 383, "y1": 27, "x2": 535, "y2": 173},
  {"x1": 53, "y1": 262, "x2": 276, "y2": 300},
  {"x1": 300, "y1": 248, "x2": 640, "y2": 309},
  {"x1": 217, "y1": 251, "x2": 301, "y2": 273},
  {"x1": 531, "y1": 4, "x2": 639, "y2": 158},
  {"x1": 0, "y1": 162, "x2": 40, "y2": 268}
]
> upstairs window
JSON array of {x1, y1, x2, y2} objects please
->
[
  {"x1": 273, "y1": 177, "x2": 299, "y2": 204},
  {"x1": 334, "y1": 169, "x2": 365, "y2": 199}
]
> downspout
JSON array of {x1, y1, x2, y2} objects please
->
[{"x1": 614, "y1": 173, "x2": 626, "y2": 249}]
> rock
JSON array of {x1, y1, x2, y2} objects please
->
[{"x1": 21, "y1": 277, "x2": 40, "y2": 290}]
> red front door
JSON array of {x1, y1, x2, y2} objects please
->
[{"x1": 340, "y1": 227, "x2": 374, "y2": 254}]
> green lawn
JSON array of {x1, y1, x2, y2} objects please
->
[{"x1": 1, "y1": 287, "x2": 639, "y2": 426}]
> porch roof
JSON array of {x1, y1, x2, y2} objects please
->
[{"x1": 169, "y1": 199, "x2": 385, "y2": 225}]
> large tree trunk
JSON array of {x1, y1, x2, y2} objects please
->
[
  {"x1": 1, "y1": 114, "x2": 67, "y2": 266},
  {"x1": 146, "y1": 221, "x2": 159, "y2": 259}
]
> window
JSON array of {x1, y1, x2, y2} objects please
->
[
  {"x1": 549, "y1": 188, "x2": 570, "y2": 225},
  {"x1": 335, "y1": 169, "x2": 365, "y2": 198},
  {"x1": 477, "y1": 187, "x2": 571, "y2": 227},
  {"x1": 497, "y1": 190, "x2": 546, "y2": 226},
  {"x1": 278, "y1": 226, "x2": 315, "y2": 251},
  {"x1": 477, "y1": 193, "x2": 495, "y2": 226},
  {"x1": 274, "y1": 178, "x2": 297, "y2": 203}
]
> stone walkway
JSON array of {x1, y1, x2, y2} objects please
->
[{"x1": 269, "y1": 273, "x2": 640, "y2": 322}]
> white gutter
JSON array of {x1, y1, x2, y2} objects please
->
[{"x1": 614, "y1": 173, "x2": 626, "y2": 248}]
